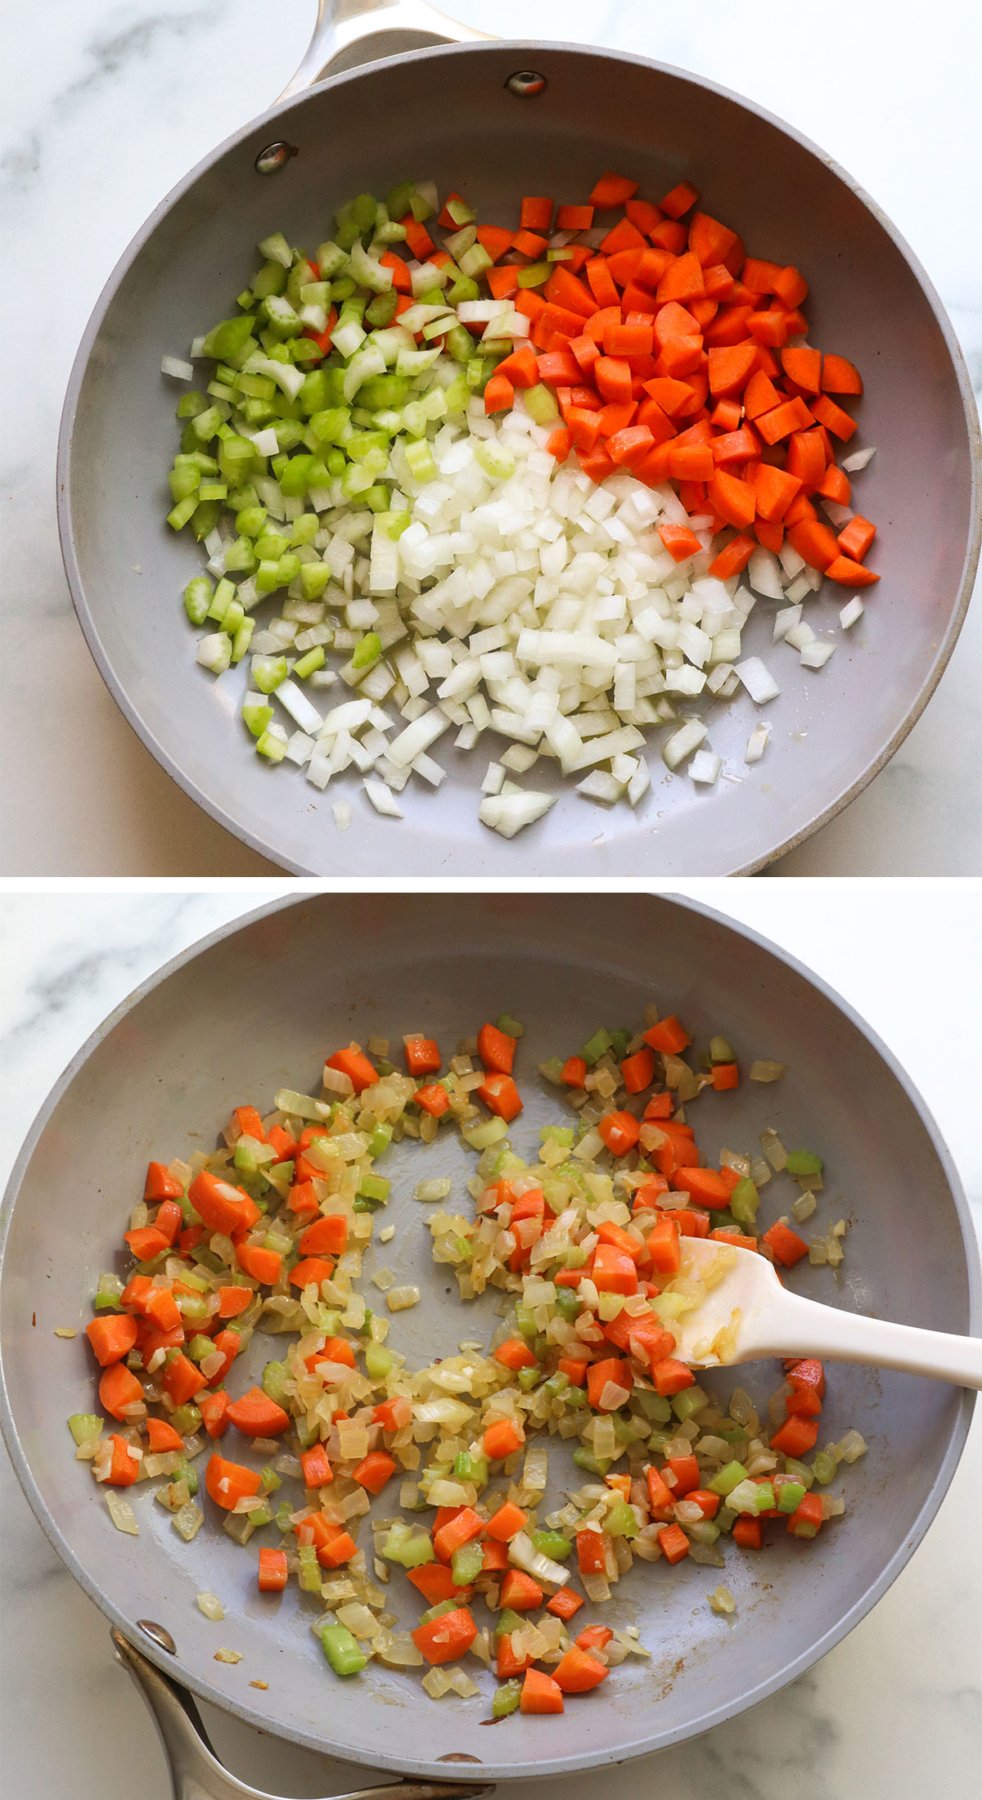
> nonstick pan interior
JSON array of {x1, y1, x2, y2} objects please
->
[
  {"x1": 0, "y1": 893, "x2": 976, "y2": 1780},
  {"x1": 59, "y1": 44, "x2": 980, "y2": 873}
]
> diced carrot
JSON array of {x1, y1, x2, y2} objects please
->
[
  {"x1": 600, "y1": 216, "x2": 647, "y2": 255},
  {"x1": 811, "y1": 394, "x2": 857, "y2": 440},
  {"x1": 146, "y1": 1416, "x2": 184, "y2": 1453},
  {"x1": 124, "y1": 1226, "x2": 171, "y2": 1262},
  {"x1": 652, "y1": 1358, "x2": 695, "y2": 1398},
  {"x1": 597, "y1": 1110, "x2": 641, "y2": 1156},
  {"x1": 188, "y1": 1170, "x2": 260, "y2": 1237},
  {"x1": 520, "y1": 1668, "x2": 565, "y2": 1714},
  {"x1": 402, "y1": 1034, "x2": 441, "y2": 1077},
  {"x1": 547, "y1": 1585, "x2": 585, "y2": 1620},
  {"x1": 646, "y1": 1216, "x2": 681, "y2": 1276},
  {"x1": 478, "y1": 1073, "x2": 522, "y2": 1122},
  {"x1": 590, "y1": 171, "x2": 639, "y2": 208},
  {"x1": 225, "y1": 1386, "x2": 290, "y2": 1436},
  {"x1": 162, "y1": 1351, "x2": 206, "y2": 1406},
  {"x1": 373, "y1": 1395, "x2": 413, "y2": 1431},
  {"x1": 289, "y1": 1257, "x2": 335, "y2": 1292},
  {"x1": 298, "y1": 1215, "x2": 348, "y2": 1258},
  {"x1": 561, "y1": 1055, "x2": 588, "y2": 1087},
  {"x1": 235, "y1": 1240, "x2": 283, "y2": 1286},
  {"x1": 407, "y1": 1563, "x2": 464, "y2": 1606},
  {"x1": 821, "y1": 352, "x2": 863, "y2": 395},
  {"x1": 520, "y1": 195, "x2": 553, "y2": 231},
  {"x1": 553, "y1": 1646, "x2": 609, "y2": 1693},
  {"x1": 837, "y1": 515, "x2": 876, "y2": 562},
  {"x1": 658, "y1": 1523, "x2": 691, "y2": 1563},
  {"x1": 414, "y1": 1082, "x2": 450, "y2": 1118},
  {"x1": 103, "y1": 1434, "x2": 141, "y2": 1487},
  {"x1": 144, "y1": 1161, "x2": 183, "y2": 1202},
  {"x1": 486, "y1": 1500, "x2": 528, "y2": 1542},
  {"x1": 762, "y1": 1220, "x2": 810, "y2": 1267},
  {"x1": 257, "y1": 1547, "x2": 288, "y2": 1592},
  {"x1": 754, "y1": 463, "x2": 802, "y2": 522},
  {"x1": 781, "y1": 346, "x2": 822, "y2": 393},
  {"x1": 620, "y1": 1047, "x2": 656, "y2": 1092},
  {"x1": 660, "y1": 180, "x2": 699, "y2": 219},
  {"x1": 412, "y1": 1606, "x2": 477, "y2": 1666},
  {"x1": 300, "y1": 1443, "x2": 333, "y2": 1488},
  {"x1": 325, "y1": 1046, "x2": 378, "y2": 1092},
  {"x1": 500, "y1": 1569, "x2": 543, "y2": 1611},
  {"x1": 205, "y1": 1452, "x2": 262, "y2": 1511},
  {"x1": 658, "y1": 522, "x2": 703, "y2": 561},
  {"x1": 825, "y1": 554, "x2": 880, "y2": 587},
  {"x1": 317, "y1": 1529, "x2": 358, "y2": 1568},
  {"x1": 669, "y1": 1167, "x2": 731, "y2": 1208},
  {"x1": 666, "y1": 1454, "x2": 700, "y2": 1496},
  {"x1": 733, "y1": 1516, "x2": 763, "y2": 1550},
  {"x1": 493, "y1": 1337, "x2": 538, "y2": 1373},
  {"x1": 199, "y1": 1390, "x2": 229, "y2": 1438},
  {"x1": 708, "y1": 532, "x2": 755, "y2": 579},
  {"x1": 483, "y1": 1417, "x2": 525, "y2": 1460},
  {"x1": 352, "y1": 1450, "x2": 397, "y2": 1495},
  {"x1": 711, "y1": 1062, "x2": 740, "y2": 1091},
  {"x1": 592, "y1": 1244, "x2": 639, "y2": 1295},
  {"x1": 477, "y1": 1022, "x2": 516, "y2": 1073},
  {"x1": 643, "y1": 1015, "x2": 691, "y2": 1054},
  {"x1": 85, "y1": 1314, "x2": 139, "y2": 1368},
  {"x1": 788, "y1": 517, "x2": 840, "y2": 571},
  {"x1": 99, "y1": 1363, "x2": 145, "y2": 1422},
  {"x1": 587, "y1": 1357, "x2": 632, "y2": 1410},
  {"x1": 576, "y1": 1623, "x2": 614, "y2": 1652},
  {"x1": 770, "y1": 1415, "x2": 820, "y2": 1457}
]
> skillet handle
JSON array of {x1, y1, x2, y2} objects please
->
[
  {"x1": 112, "y1": 1630, "x2": 493, "y2": 1800},
  {"x1": 279, "y1": 0, "x2": 492, "y2": 99}
]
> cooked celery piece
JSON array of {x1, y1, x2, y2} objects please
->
[
  {"x1": 68, "y1": 1413, "x2": 104, "y2": 1446},
  {"x1": 709, "y1": 1461, "x2": 750, "y2": 1497},
  {"x1": 729, "y1": 1179, "x2": 760, "y2": 1227},
  {"x1": 93, "y1": 1273, "x2": 125, "y2": 1311},
  {"x1": 580, "y1": 1027, "x2": 613, "y2": 1066},
  {"x1": 786, "y1": 1150, "x2": 824, "y2": 1176},
  {"x1": 777, "y1": 1480, "x2": 807, "y2": 1514},
  {"x1": 530, "y1": 1530, "x2": 572, "y2": 1560},
  {"x1": 318, "y1": 1623, "x2": 368, "y2": 1677},
  {"x1": 381, "y1": 1523, "x2": 434, "y2": 1568},
  {"x1": 493, "y1": 1678, "x2": 522, "y2": 1718},
  {"x1": 451, "y1": 1541, "x2": 484, "y2": 1585}
]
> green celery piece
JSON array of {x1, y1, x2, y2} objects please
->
[
  {"x1": 352, "y1": 632, "x2": 382, "y2": 671},
  {"x1": 709, "y1": 1460, "x2": 750, "y2": 1497},
  {"x1": 517, "y1": 1366, "x2": 541, "y2": 1393},
  {"x1": 492, "y1": 1678, "x2": 522, "y2": 1719},
  {"x1": 368, "y1": 1121, "x2": 393, "y2": 1159},
  {"x1": 709, "y1": 1035, "x2": 736, "y2": 1064},
  {"x1": 202, "y1": 315, "x2": 256, "y2": 360},
  {"x1": 580, "y1": 1027, "x2": 612, "y2": 1067},
  {"x1": 754, "y1": 1482, "x2": 776, "y2": 1513},
  {"x1": 554, "y1": 1289, "x2": 581, "y2": 1323},
  {"x1": 786, "y1": 1150, "x2": 824, "y2": 1176},
  {"x1": 380, "y1": 1523, "x2": 434, "y2": 1568},
  {"x1": 93, "y1": 1273, "x2": 124, "y2": 1310},
  {"x1": 492, "y1": 1608, "x2": 526, "y2": 1640},
  {"x1": 811, "y1": 1450, "x2": 838, "y2": 1485},
  {"x1": 318, "y1": 1623, "x2": 367, "y2": 1676},
  {"x1": 295, "y1": 647, "x2": 326, "y2": 680},
  {"x1": 572, "y1": 1447, "x2": 609, "y2": 1475},
  {"x1": 451, "y1": 1542, "x2": 484, "y2": 1585},
  {"x1": 729, "y1": 1179, "x2": 760, "y2": 1228},
  {"x1": 262, "y1": 1361, "x2": 289, "y2": 1404},
  {"x1": 777, "y1": 1480, "x2": 807, "y2": 1514},
  {"x1": 297, "y1": 1545, "x2": 321, "y2": 1592},
  {"x1": 606, "y1": 1499, "x2": 639, "y2": 1538},
  {"x1": 68, "y1": 1413, "x2": 104, "y2": 1445},
  {"x1": 531, "y1": 1530, "x2": 572, "y2": 1561},
  {"x1": 169, "y1": 1403, "x2": 201, "y2": 1436},
  {"x1": 364, "y1": 1342, "x2": 394, "y2": 1380}
]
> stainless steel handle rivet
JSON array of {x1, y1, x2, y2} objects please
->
[
  {"x1": 505, "y1": 70, "x2": 547, "y2": 96},
  {"x1": 255, "y1": 141, "x2": 299, "y2": 174}
]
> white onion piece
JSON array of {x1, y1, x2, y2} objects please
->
[
  {"x1": 839, "y1": 597, "x2": 864, "y2": 629},
  {"x1": 364, "y1": 779, "x2": 404, "y2": 817},
  {"x1": 161, "y1": 355, "x2": 194, "y2": 380},
  {"x1": 800, "y1": 641, "x2": 836, "y2": 669},
  {"x1": 734, "y1": 657, "x2": 780, "y2": 704},
  {"x1": 478, "y1": 791, "x2": 556, "y2": 837},
  {"x1": 689, "y1": 748, "x2": 722, "y2": 785},
  {"x1": 745, "y1": 722, "x2": 771, "y2": 764},
  {"x1": 841, "y1": 446, "x2": 876, "y2": 472}
]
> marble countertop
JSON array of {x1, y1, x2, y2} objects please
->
[
  {"x1": 1, "y1": 884, "x2": 980, "y2": 1798},
  {"x1": 3, "y1": 0, "x2": 980, "y2": 874}
]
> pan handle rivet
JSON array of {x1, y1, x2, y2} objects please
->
[
  {"x1": 255, "y1": 141, "x2": 298, "y2": 175},
  {"x1": 138, "y1": 1619, "x2": 177, "y2": 1655},
  {"x1": 505, "y1": 70, "x2": 547, "y2": 97}
]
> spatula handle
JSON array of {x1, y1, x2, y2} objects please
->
[
  {"x1": 280, "y1": 0, "x2": 490, "y2": 100},
  {"x1": 765, "y1": 1292, "x2": 982, "y2": 1389}
]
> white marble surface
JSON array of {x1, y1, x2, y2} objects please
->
[
  {"x1": 1, "y1": 884, "x2": 980, "y2": 1799},
  {"x1": 2, "y1": 0, "x2": 980, "y2": 874}
]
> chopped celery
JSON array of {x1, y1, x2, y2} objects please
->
[
  {"x1": 318, "y1": 1623, "x2": 367, "y2": 1676},
  {"x1": 777, "y1": 1480, "x2": 807, "y2": 1514},
  {"x1": 451, "y1": 1541, "x2": 484, "y2": 1585},
  {"x1": 580, "y1": 1027, "x2": 612, "y2": 1066},
  {"x1": 493, "y1": 1678, "x2": 522, "y2": 1718},
  {"x1": 786, "y1": 1150, "x2": 824, "y2": 1176},
  {"x1": 68, "y1": 1413, "x2": 104, "y2": 1445},
  {"x1": 710, "y1": 1460, "x2": 750, "y2": 1497},
  {"x1": 531, "y1": 1530, "x2": 572, "y2": 1560}
]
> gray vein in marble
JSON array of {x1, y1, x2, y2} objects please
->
[{"x1": 0, "y1": 3, "x2": 225, "y2": 197}]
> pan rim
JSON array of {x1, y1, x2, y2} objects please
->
[
  {"x1": 56, "y1": 38, "x2": 981, "y2": 877},
  {"x1": 1, "y1": 889, "x2": 979, "y2": 1779}
]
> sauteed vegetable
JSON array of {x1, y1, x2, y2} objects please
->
[{"x1": 76, "y1": 1004, "x2": 864, "y2": 1712}]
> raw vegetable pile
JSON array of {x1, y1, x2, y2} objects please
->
[
  {"x1": 163, "y1": 171, "x2": 878, "y2": 835},
  {"x1": 75, "y1": 1005, "x2": 865, "y2": 1715}
]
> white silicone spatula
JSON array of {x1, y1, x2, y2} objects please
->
[{"x1": 671, "y1": 1238, "x2": 982, "y2": 1387}]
